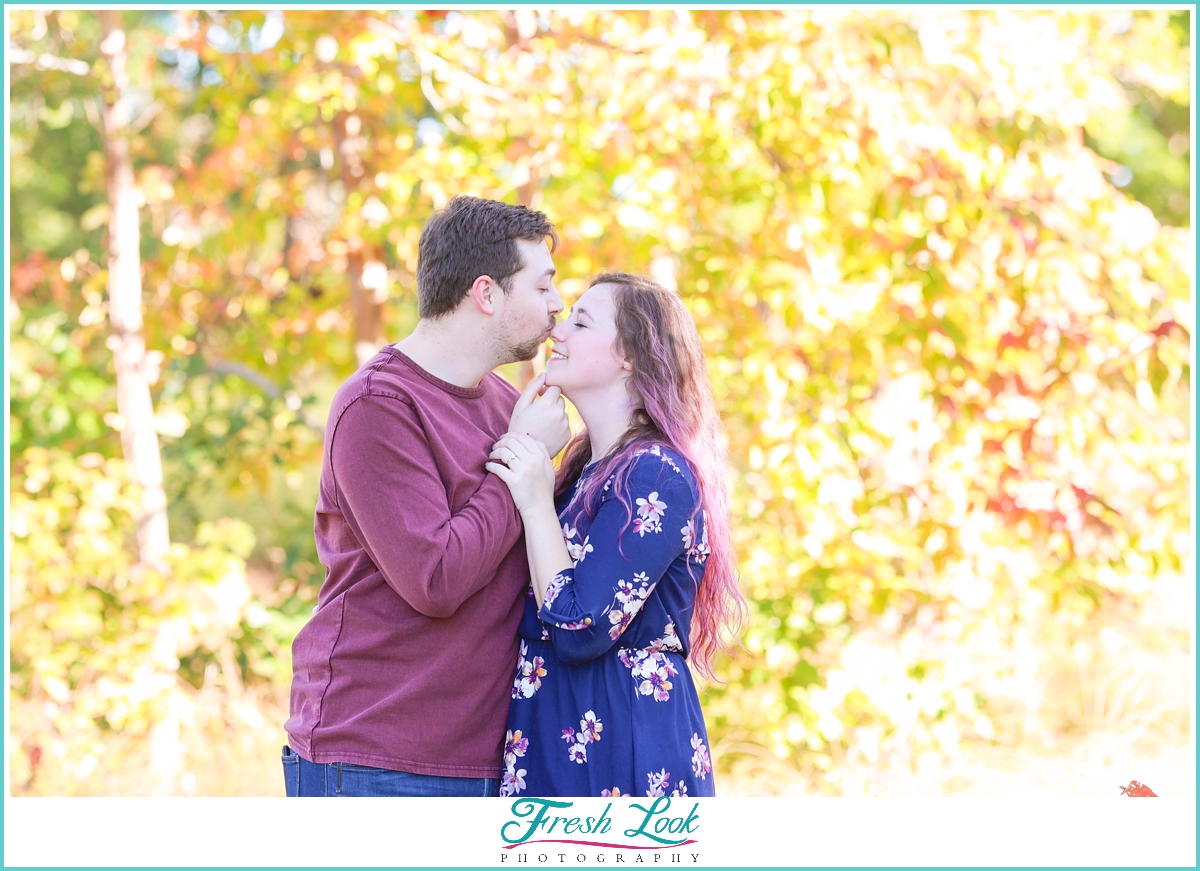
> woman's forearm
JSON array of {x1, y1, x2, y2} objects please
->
[{"x1": 521, "y1": 502, "x2": 574, "y2": 610}]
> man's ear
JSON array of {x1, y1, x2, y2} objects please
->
[{"x1": 469, "y1": 275, "x2": 497, "y2": 315}]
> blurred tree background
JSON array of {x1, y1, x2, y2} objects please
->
[{"x1": 8, "y1": 9, "x2": 1192, "y2": 796}]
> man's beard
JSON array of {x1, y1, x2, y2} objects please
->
[
  {"x1": 497, "y1": 320, "x2": 554, "y2": 364},
  {"x1": 506, "y1": 336, "x2": 544, "y2": 362}
]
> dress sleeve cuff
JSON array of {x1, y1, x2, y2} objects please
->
[{"x1": 537, "y1": 569, "x2": 595, "y2": 630}]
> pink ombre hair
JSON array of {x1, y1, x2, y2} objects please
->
[{"x1": 554, "y1": 272, "x2": 746, "y2": 681}]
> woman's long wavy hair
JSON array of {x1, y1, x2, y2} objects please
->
[{"x1": 554, "y1": 273, "x2": 746, "y2": 681}]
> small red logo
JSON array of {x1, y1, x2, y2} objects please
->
[{"x1": 1119, "y1": 780, "x2": 1158, "y2": 797}]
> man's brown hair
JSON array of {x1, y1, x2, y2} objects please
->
[{"x1": 416, "y1": 196, "x2": 559, "y2": 319}]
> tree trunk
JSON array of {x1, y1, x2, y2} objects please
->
[
  {"x1": 99, "y1": 11, "x2": 170, "y2": 569},
  {"x1": 332, "y1": 111, "x2": 386, "y2": 367},
  {"x1": 347, "y1": 247, "x2": 385, "y2": 367}
]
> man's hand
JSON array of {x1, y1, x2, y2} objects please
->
[{"x1": 508, "y1": 372, "x2": 571, "y2": 457}]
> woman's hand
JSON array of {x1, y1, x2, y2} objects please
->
[
  {"x1": 490, "y1": 433, "x2": 574, "y2": 611},
  {"x1": 486, "y1": 433, "x2": 556, "y2": 516},
  {"x1": 507, "y1": 373, "x2": 571, "y2": 457}
]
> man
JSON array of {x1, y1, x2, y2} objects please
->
[{"x1": 283, "y1": 196, "x2": 570, "y2": 797}]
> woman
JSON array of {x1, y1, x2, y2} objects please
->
[{"x1": 486, "y1": 272, "x2": 745, "y2": 798}]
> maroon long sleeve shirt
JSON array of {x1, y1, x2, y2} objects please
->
[{"x1": 285, "y1": 347, "x2": 528, "y2": 777}]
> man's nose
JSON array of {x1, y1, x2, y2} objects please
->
[{"x1": 548, "y1": 284, "x2": 564, "y2": 316}]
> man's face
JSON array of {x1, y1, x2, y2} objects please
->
[{"x1": 493, "y1": 238, "x2": 563, "y2": 364}]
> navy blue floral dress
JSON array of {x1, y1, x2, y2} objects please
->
[{"x1": 501, "y1": 444, "x2": 715, "y2": 799}]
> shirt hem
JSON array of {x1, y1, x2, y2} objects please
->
[{"x1": 287, "y1": 737, "x2": 503, "y2": 779}]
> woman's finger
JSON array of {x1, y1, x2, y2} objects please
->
[
  {"x1": 488, "y1": 446, "x2": 517, "y2": 464},
  {"x1": 495, "y1": 434, "x2": 523, "y2": 451},
  {"x1": 491, "y1": 438, "x2": 525, "y2": 464},
  {"x1": 494, "y1": 430, "x2": 555, "y2": 460},
  {"x1": 503, "y1": 436, "x2": 539, "y2": 463},
  {"x1": 505, "y1": 432, "x2": 551, "y2": 469},
  {"x1": 511, "y1": 372, "x2": 545, "y2": 414},
  {"x1": 485, "y1": 461, "x2": 517, "y2": 483}
]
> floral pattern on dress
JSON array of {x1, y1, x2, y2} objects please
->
[
  {"x1": 544, "y1": 571, "x2": 571, "y2": 609},
  {"x1": 633, "y1": 491, "x2": 667, "y2": 536},
  {"x1": 681, "y1": 513, "x2": 710, "y2": 562},
  {"x1": 618, "y1": 644, "x2": 679, "y2": 702},
  {"x1": 690, "y1": 733, "x2": 711, "y2": 780},
  {"x1": 646, "y1": 768, "x2": 671, "y2": 797},
  {"x1": 504, "y1": 444, "x2": 717, "y2": 799},
  {"x1": 561, "y1": 710, "x2": 603, "y2": 764},
  {"x1": 659, "y1": 619, "x2": 684, "y2": 654},
  {"x1": 511, "y1": 641, "x2": 548, "y2": 699},
  {"x1": 504, "y1": 729, "x2": 529, "y2": 767},
  {"x1": 500, "y1": 767, "x2": 527, "y2": 797},
  {"x1": 643, "y1": 766, "x2": 690, "y2": 797},
  {"x1": 636, "y1": 444, "x2": 684, "y2": 478},
  {"x1": 550, "y1": 615, "x2": 592, "y2": 630},
  {"x1": 606, "y1": 572, "x2": 654, "y2": 640},
  {"x1": 580, "y1": 710, "x2": 604, "y2": 744},
  {"x1": 499, "y1": 729, "x2": 530, "y2": 797},
  {"x1": 562, "y1": 523, "x2": 594, "y2": 564}
]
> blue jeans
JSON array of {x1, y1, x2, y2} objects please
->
[{"x1": 281, "y1": 745, "x2": 500, "y2": 796}]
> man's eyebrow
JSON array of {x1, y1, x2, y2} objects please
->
[{"x1": 541, "y1": 268, "x2": 557, "y2": 278}]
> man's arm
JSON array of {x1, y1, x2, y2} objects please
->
[{"x1": 331, "y1": 393, "x2": 523, "y2": 618}]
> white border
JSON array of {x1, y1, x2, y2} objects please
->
[{"x1": 3, "y1": 797, "x2": 1198, "y2": 866}]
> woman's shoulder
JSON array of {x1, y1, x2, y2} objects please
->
[{"x1": 627, "y1": 442, "x2": 698, "y2": 493}]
